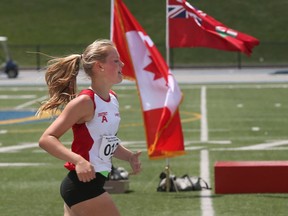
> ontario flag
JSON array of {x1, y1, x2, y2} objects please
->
[
  {"x1": 111, "y1": 0, "x2": 185, "y2": 159},
  {"x1": 167, "y1": 0, "x2": 260, "y2": 55}
]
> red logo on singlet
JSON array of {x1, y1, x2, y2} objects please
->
[{"x1": 98, "y1": 112, "x2": 108, "y2": 123}]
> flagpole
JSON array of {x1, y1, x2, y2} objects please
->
[
  {"x1": 110, "y1": 0, "x2": 114, "y2": 40},
  {"x1": 165, "y1": 0, "x2": 174, "y2": 192},
  {"x1": 165, "y1": 0, "x2": 170, "y2": 67},
  {"x1": 165, "y1": 158, "x2": 171, "y2": 192},
  {"x1": 165, "y1": 0, "x2": 170, "y2": 192}
]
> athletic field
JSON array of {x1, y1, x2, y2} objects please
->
[{"x1": 1, "y1": 71, "x2": 288, "y2": 215}]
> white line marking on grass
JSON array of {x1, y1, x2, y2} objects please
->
[
  {"x1": 206, "y1": 140, "x2": 231, "y2": 145},
  {"x1": 121, "y1": 141, "x2": 146, "y2": 145},
  {"x1": 259, "y1": 147, "x2": 288, "y2": 150},
  {"x1": 14, "y1": 95, "x2": 47, "y2": 110},
  {"x1": 185, "y1": 140, "x2": 231, "y2": 145},
  {"x1": 212, "y1": 140, "x2": 288, "y2": 151},
  {"x1": 274, "y1": 103, "x2": 282, "y2": 107},
  {"x1": 180, "y1": 84, "x2": 288, "y2": 90},
  {"x1": 200, "y1": 149, "x2": 214, "y2": 216},
  {"x1": 0, "y1": 143, "x2": 38, "y2": 153},
  {"x1": 184, "y1": 128, "x2": 229, "y2": 132},
  {"x1": 0, "y1": 87, "x2": 46, "y2": 91},
  {"x1": 201, "y1": 86, "x2": 208, "y2": 142},
  {"x1": 0, "y1": 163, "x2": 46, "y2": 167},
  {"x1": 0, "y1": 130, "x2": 8, "y2": 134},
  {"x1": 0, "y1": 95, "x2": 37, "y2": 99}
]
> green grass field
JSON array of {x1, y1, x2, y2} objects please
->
[{"x1": 1, "y1": 83, "x2": 288, "y2": 216}]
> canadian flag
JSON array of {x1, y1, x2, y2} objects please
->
[{"x1": 111, "y1": 0, "x2": 185, "y2": 159}]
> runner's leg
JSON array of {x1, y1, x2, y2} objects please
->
[
  {"x1": 64, "y1": 203, "x2": 78, "y2": 216},
  {"x1": 70, "y1": 192, "x2": 120, "y2": 216}
]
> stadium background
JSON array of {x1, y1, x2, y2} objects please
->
[{"x1": 0, "y1": 0, "x2": 287, "y2": 69}]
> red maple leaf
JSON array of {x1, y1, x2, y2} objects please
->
[{"x1": 143, "y1": 55, "x2": 163, "y2": 80}]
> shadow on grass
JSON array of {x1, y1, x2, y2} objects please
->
[{"x1": 168, "y1": 192, "x2": 223, "y2": 199}]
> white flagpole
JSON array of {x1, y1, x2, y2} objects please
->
[
  {"x1": 165, "y1": 0, "x2": 171, "y2": 192},
  {"x1": 165, "y1": 0, "x2": 170, "y2": 67},
  {"x1": 110, "y1": 0, "x2": 114, "y2": 40}
]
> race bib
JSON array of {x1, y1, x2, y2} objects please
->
[{"x1": 99, "y1": 135, "x2": 120, "y2": 161}]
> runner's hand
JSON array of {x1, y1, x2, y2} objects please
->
[
  {"x1": 75, "y1": 160, "x2": 96, "y2": 182},
  {"x1": 129, "y1": 151, "x2": 142, "y2": 175}
]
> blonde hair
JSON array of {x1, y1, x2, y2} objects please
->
[{"x1": 37, "y1": 39, "x2": 115, "y2": 116}]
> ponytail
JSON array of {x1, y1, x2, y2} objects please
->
[
  {"x1": 37, "y1": 39, "x2": 115, "y2": 117},
  {"x1": 37, "y1": 54, "x2": 81, "y2": 116}
]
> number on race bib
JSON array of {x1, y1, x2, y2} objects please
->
[
  {"x1": 99, "y1": 136, "x2": 121, "y2": 161},
  {"x1": 103, "y1": 142, "x2": 119, "y2": 156}
]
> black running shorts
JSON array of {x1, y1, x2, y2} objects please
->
[{"x1": 60, "y1": 170, "x2": 107, "y2": 208}]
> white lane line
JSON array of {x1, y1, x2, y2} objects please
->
[
  {"x1": 0, "y1": 95, "x2": 37, "y2": 99},
  {"x1": 0, "y1": 163, "x2": 46, "y2": 167},
  {"x1": 179, "y1": 84, "x2": 288, "y2": 90},
  {"x1": 0, "y1": 130, "x2": 8, "y2": 134},
  {"x1": 200, "y1": 149, "x2": 214, "y2": 216},
  {"x1": 184, "y1": 140, "x2": 231, "y2": 145},
  {"x1": 0, "y1": 143, "x2": 38, "y2": 153},
  {"x1": 201, "y1": 86, "x2": 208, "y2": 142},
  {"x1": 212, "y1": 140, "x2": 288, "y2": 151},
  {"x1": 235, "y1": 140, "x2": 288, "y2": 150},
  {"x1": 206, "y1": 140, "x2": 231, "y2": 145},
  {"x1": 14, "y1": 95, "x2": 47, "y2": 110}
]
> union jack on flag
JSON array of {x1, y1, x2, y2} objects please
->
[
  {"x1": 168, "y1": 1, "x2": 203, "y2": 26},
  {"x1": 168, "y1": 5, "x2": 187, "y2": 18}
]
